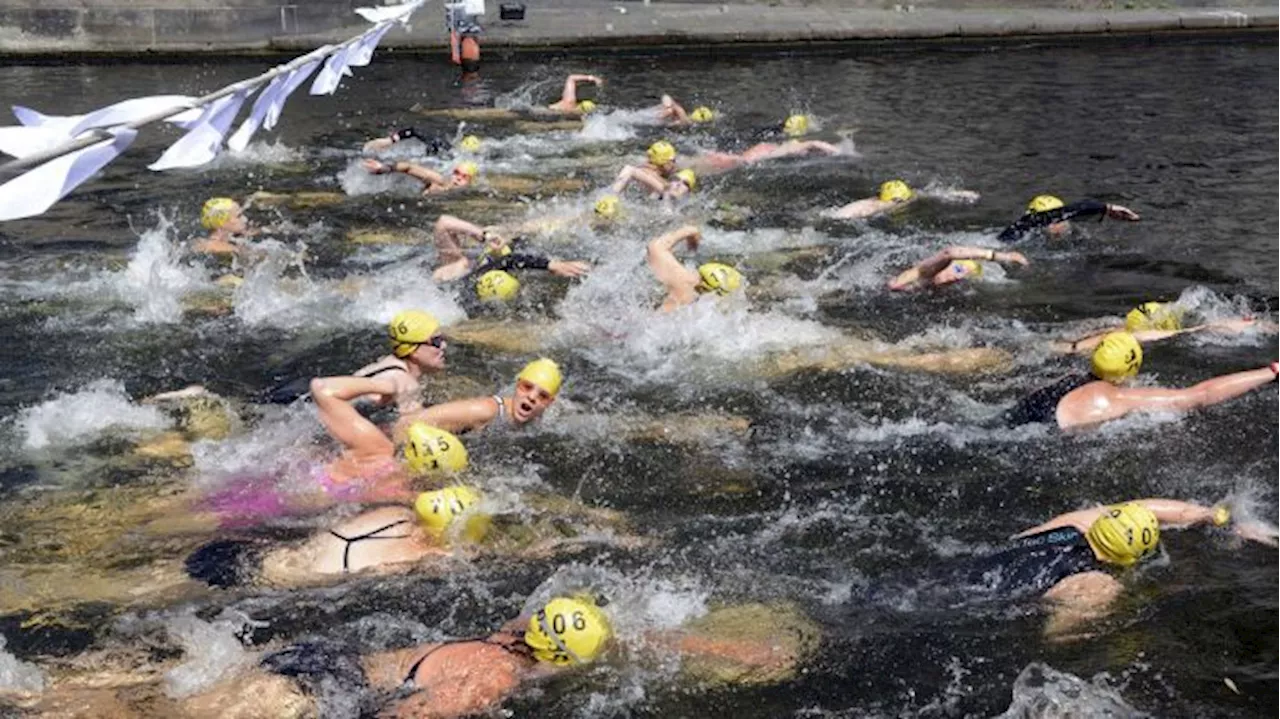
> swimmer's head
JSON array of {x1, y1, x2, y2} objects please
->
[
  {"x1": 878, "y1": 180, "x2": 914, "y2": 204},
  {"x1": 402, "y1": 422, "x2": 468, "y2": 474},
  {"x1": 1091, "y1": 332, "x2": 1142, "y2": 383},
  {"x1": 1027, "y1": 195, "x2": 1064, "y2": 214},
  {"x1": 1085, "y1": 502, "x2": 1160, "y2": 567},
  {"x1": 647, "y1": 140, "x2": 677, "y2": 170},
  {"x1": 525, "y1": 596, "x2": 612, "y2": 666},
  {"x1": 690, "y1": 106, "x2": 715, "y2": 123},
  {"x1": 201, "y1": 197, "x2": 245, "y2": 232},
  {"x1": 675, "y1": 168, "x2": 698, "y2": 192},
  {"x1": 783, "y1": 114, "x2": 809, "y2": 137},
  {"x1": 1125, "y1": 301, "x2": 1183, "y2": 332},
  {"x1": 514, "y1": 358, "x2": 561, "y2": 423},
  {"x1": 577, "y1": 100, "x2": 598, "y2": 114},
  {"x1": 933, "y1": 259, "x2": 982, "y2": 286},
  {"x1": 476, "y1": 270, "x2": 520, "y2": 303},
  {"x1": 413, "y1": 485, "x2": 489, "y2": 543},
  {"x1": 458, "y1": 135, "x2": 482, "y2": 153},
  {"x1": 594, "y1": 194, "x2": 621, "y2": 220},
  {"x1": 389, "y1": 309, "x2": 445, "y2": 361},
  {"x1": 452, "y1": 161, "x2": 479, "y2": 185},
  {"x1": 695, "y1": 262, "x2": 743, "y2": 296}
]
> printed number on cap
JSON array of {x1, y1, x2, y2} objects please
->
[{"x1": 550, "y1": 611, "x2": 588, "y2": 634}]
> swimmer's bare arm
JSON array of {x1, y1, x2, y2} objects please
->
[
  {"x1": 660, "y1": 95, "x2": 690, "y2": 124},
  {"x1": 1057, "y1": 318, "x2": 1269, "y2": 354},
  {"x1": 1019, "y1": 499, "x2": 1231, "y2": 537},
  {"x1": 551, "y1": 74, "x2": 603, "y2": 111},
  {"x1": 1106, "y1": 364, "x2": 1277, "y2": 414},
  {"x1": 1041, "y1": 570, "x2": 1123, "y2": 640},
  {"x1": 610, "y1": 165, "x2": 666, "y2": 195},
  {"x1": 311, "y1": 376, "x2": 396, "y2": 459},
  {"x1": 395, "y1": 396, "x2": 500, "y2": 437},
  {"x1": 364, "y1": 158, "x2": 445, "y2": 188},
  {"x1": 888, "y1": 246, "x2": 1027, "y2": 290},
  {"x1": 647, "y1": 225, "x2": 702, "y2": 300}
]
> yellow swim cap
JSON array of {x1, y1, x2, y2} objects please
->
[
  {"x1": 878, "y1": 180, "x2": 914, "y2": 203},
  {"x1": 675, "y1": 168, "x2": 697, "y2": 192},
  {"x1": 1027, "y1": 195, "x2": 1065, "y2": 214},
  {"x1": 690, "y1": 106, "x2": 715, "y2": 123},
  {"x1": 201, "y1": 197, "x2": 239, "y2": 231},
  {"x1": 454, "y1": 160, "x2": 479, "y2": 179},
  {"x1": 783, "y1": 114, "x2": 809, "y2": 137},
  {"x1": 458, "y1": 135, "x2": 482, "y2": 153},
  {"x1": 696, "y1": 262, "x2": 743, "y2": 296},
  {"x1": 476, "y1": 270, "x2": 519, "y2": 302},
  {"x1": 525, "y1": 596, "x2": 612, "y2": 665},
  {"x1": 594, "y1": 194, "x2": 620, "y2": 219},
  {"x1": 577, "y1": 100, "x2": 597, "y2": 114},
  {"x1": 389, "y1": 309, "x2": 441, "y2": 358},
  {"x1": 1125, "y1": 302, "x2": 1183, "y2": 332},
  {"x1": 647, "y1": 140, "x2": 676, "y2": 167},
  {"x1": 413, "y1": 485, "x2": 489, "y2": 543},
  {"x1": 517, "y1": 357, "x2": 562, "y2": 396},
  {"x1": 951, "y1": 259, "x2": 983, "y2": 278},
  {"x1": 1085, "y1": 502, "x2": 1160, "y2": 567},
  {"x1": 402, "y1": 422, "x2": 468, "y2": 474},
  {"x1": 1091, "y1": 332, "x2": 1142, "y2": 383}
]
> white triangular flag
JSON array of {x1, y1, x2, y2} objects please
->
[
  {"x1": 354, "y1": 0, "x2": 422, "y2": 24},
  {"x1": 227, "y1": 75, "x2": 289, "y2": 152},
  {"x1": 264, "y1": 61, "x2": 320, "y2": 131},
  {"x1": 347, "y1": 24, "x2": 393, "y2": 67},
  {"x1": 0, "y1": 125, "x2": 75, "y2": 159},
  {"x1": 148, "y1": 91, "x2": 248, "y2": 171},
  {"x1": 0, "y1": 127, "x2": 137, "y2": 222},
  {"x1": 310, "y1": 45, "x2": 355, "y2": 96}
]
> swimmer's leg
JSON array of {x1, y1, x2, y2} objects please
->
[{"x1": 860, "y1": 347, "x2": 1014, "y2": 375}]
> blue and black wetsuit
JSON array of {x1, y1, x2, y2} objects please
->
[
  {"x1": 1003, "y1": 373, "x2": 1096, "y2": 428},
  {"x1": 466, "y1": 250, "x2": 551, "y2": 278},
  {"x1": 391, "y1": 127, "x2": 452, "y2": 156},
  {"x1": 943, "y1": 527, "x2": 1106, "y2": 600},
  {"x1": 997, "y1": 199, "x2": 1109, "y2": 243}
]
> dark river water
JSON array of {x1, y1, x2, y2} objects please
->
[{"x1": 0, "y1": 33, "x2": 1275, "y2": 718}]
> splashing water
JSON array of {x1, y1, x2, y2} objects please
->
[
  {"x1": 17, "y1": 379, "x2": 171, "y2": 451},
  {"x1": 0, "y1": 635, "x2": 45, "y2": 693},
  {"x1": 995, "y1": 663, "x2": 1149, "y2": 719},
  {"x1": 162, "y1": 611, "x2": 255, "y2": 698}
]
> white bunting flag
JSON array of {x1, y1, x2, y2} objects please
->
[
  {"x1": 0, "y1": 128, "x2": 137, "y2": 221},
  {"x1": 148, "y1": 91, "x2": 249, "y2": 171},
  {"x1": 227, "y1": 75, "x2": 289, "y2": 152},
  {"x1": 264, "y1": 60, "x2": 321, "y2": 131},
  {"x1": 347, "y1": 24, "x2": 393, "y2": 67},
  {"x1": 310, "y1": 44, "x2": 355, "y2": 96},
  {"x1": 354, "y1": 0, "x2": 422, "y2": 25}
]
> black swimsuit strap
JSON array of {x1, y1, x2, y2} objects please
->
[
  {"x1": 398, "y1": 631, "x2": 534, "y2": 691},
  {"x1": 328, "y1": 519, "x2": 412, "y2": 573}
]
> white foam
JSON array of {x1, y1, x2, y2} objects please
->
[
  {"x1": 17, "y1": 379, "x2": 171, "y2": 451},
  {"x1": 995, "y1": 662, "x2": 1149, "y2": 718},
  {"x1": 0, "y1": 635, "x2": 45, "y2": 693},
  {"x1": 162, "y1": 612, "x2": 255, "y2": 699}
]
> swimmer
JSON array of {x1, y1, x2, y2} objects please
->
[
  {"x1": 395, "y1": 357, "x2": 563, "y2": 437},
  {"x1": 888, "y1": 245, "x2": 1029, "y2": 291},
  {"x1": 1004, "y1": 331, "x2": 1278, "y2": 429},
  {"x1": 611, "y1": 163, "x2": 698, "y2": 202},
  {"x1": 192, "y1": 197, "x2": 257, "y2": 256},
  {"x1": 883, "y1": 499, "x2": 1276, "y2": 637},
  {"x1": 610, "y1": 140, "x2": 680, "y2": 195},
  {"x1": 547, "y1": 73, "x2": 605, "y2": 114},
  {"x1": 431, "y1": 214, "x2": 591, "y2": 283},
  {"x1": 647, "y1": 95, "x2": 716, "y2": 126},
  {"x1": 1053, "y1": 300, "x2": 1274, "y2": 355},
  {"x1": 692, "y1": 114, "x2": 844, "y2": 173},
  {"x1": 826, "y1": 179, "x2": 980, "y2": 220},
  {"x1": 186, "y1": 483, "x2": 486, "y2": 588},
  {"x1": 997, "y1": 194, "x2": 1140, "y2": 243},
  {"x1": 362, "y1": 158, "x2": 478, "y2": 195},
  {"x1": 646, "y1": 224, "x2": 742, "y2": 312},
  {"x1": 362, "y1": 128, "x2": 482, "y2": 155}
]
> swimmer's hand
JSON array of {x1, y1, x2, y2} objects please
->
[
  {"x1": 548, "y1": 260, "x2": 590, "y2": 278},
  {"x1": 1105, "y1": 204, "x2": 1140, "y2": 221},
  {"x1": 994, "y1": 250, "x2": 1029, "y2": 267},
  {"x1": 363, "y1": 159, "x2": 393, "y2": 174},
  {"x1": 1232, "y1": 519, "x2": 1279, "y2": 547},
  {"x1": 1207, "y1": 316, "x2": 1274, "y2": 334},
  {"x1": 363, "y1": 136, "x2": 395, "y2": 153}
]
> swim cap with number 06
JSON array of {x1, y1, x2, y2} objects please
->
[
  {"x1": 459, "y1": 135, "x2": 482, "y2": 153},
  {"x1": 201, "y1": 197, "x2": 239, "y2": 230},
  {"x1": 402, "y1": 422, "x2": 468, "y2": 474},
  {"x1": 476, "y1": 270, "x2": 520, "y2": 302},
  {"x1": 783, "y1": 114, "x2": 809, "y2": 137},
  {"x1": 690, "y1": 106, "x2": 715, "y2": 123},
  {"x1": 647, "y1": 140, "x2": 676, "y2": 167},
  {"x1": 1091, "y1": 332, "x2": 1142, "y2": 382},
  {"x1": 1027, "y1": 195, "x2": 1064, "y2": 213},
  {"x1": 517, "y1": 357, "x2": 562, "y2": 396},
  {"x1": 878, "y1": 180, "x2": 914, "y2": 203},
  {"x1": 696, "y1": 262, "x2": 742, "y2": 296},
  {"x1": 1085, "y1": 502, "x2": 1160, "y2": 567},
  {"x1": 525, "y1": 596, "x2": 612, "y2": 665},
  {"x1": 389, "y1": 309, "x2": 441, "y2": 358},
  {"x1": 414, "y1": 485, "x2": 489, "y2": 543},
  {"x1": 1125, "y1": 302, "x2": 1183, "y2": 332}
]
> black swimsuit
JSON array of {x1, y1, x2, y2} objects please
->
[
  {"x1": 1004, "y1": 373, "x2": 1096, "y2": 427},
  {"x1": 997, "y1": 199, "x2": 1109, "y2": 243},
  {"x1": 949, "y1": 527, "x2": 1105, "y2": 599},
  {"x1": 328, "y1": 519, "x2": 413, "y2": 573}
]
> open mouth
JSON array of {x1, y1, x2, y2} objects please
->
[{"x1": 516, "y1": 400, "x2": 534, "y2": 419}]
